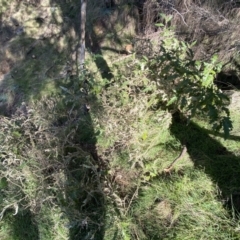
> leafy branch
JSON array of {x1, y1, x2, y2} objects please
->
[{"x1": 144, "y1": 26, "x2": 232, "y2": 137}]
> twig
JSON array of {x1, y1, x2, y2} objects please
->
[
  {"x1": 171, "y1": 7, "x2": 188, "y2": 26},
  {"x1": 164, "y1": 145, "x2": 187, "y2": 173},
  {"x1": 0, "y1": 203, "x2": 19, "y2": 220},
  {"x1": 112, "y1": 53, "x2": 134, "y2": 64},
  {"x1": 125, "y1": 185, "x2": 139, "y2": 216}
]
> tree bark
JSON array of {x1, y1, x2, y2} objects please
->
[{"x1": 79, "y1": 0, "x2": 87, "y2": 70}]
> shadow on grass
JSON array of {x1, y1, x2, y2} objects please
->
[
  {"x1": 0, "y1": 13, "x2": 107, "y2": 240},
  {"x1": 0, "y1": 1, "x2": 142, "y2": 239},
  {"x1": 3, "y1": 210, "x2": 39, "y2": 240},
  {"x1": 0, "y1": 64, "x2": 107, "y2": 240},
  {"x1": 170, "y1": 112, "x2": 240, "y2": 213},
  {"x1": 59, "y1": 87, "x2": 106, "y2": 239},
  {"x1": 86, "y1": 28, "x2": 114, "y2": 80}
]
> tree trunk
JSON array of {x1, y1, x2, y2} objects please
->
[{"x1": 79, "y1": 0, "x2": 87, "y2": 70}]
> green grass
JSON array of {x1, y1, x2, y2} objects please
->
[
  {"x1": 0, "y1": 211, "x2": 39, "y2": 240},
  {"x1": 132, "y1": 168, "x2": 238, "y2": 240},
  {"x1": 1, "y1": 1, "x2": 240, "y2": 239},
  {"x1": 2, "y1": 57, "x2": 240, "y2": 240},
  {"x1": 100, "y1": 105, "x2": 240, "y2": 239},
  {"x1": 88, "y1": 55, "x2": 240, "y2": 239}
]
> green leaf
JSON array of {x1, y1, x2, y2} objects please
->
[
  {"x1": 13, "y1": 131, "x2": 22, "y2": 138},
  {"x1": 150, "y1": 172, "x2": 157, "y2": 177},
  {"x1": 159, "y1": 13, "x2": 167, "y2": 19},
  {"x1": 142, "y1": 55, "x2": 148, "y2": 60},
  {"x1": 222, "y1": 117, "x2": 233, "y2": 139},
  {"x1": 0, "y1": 177, "x2": 8, "y2": 189},
  {"x1": 155, "y1": 23, "x2": 164, "y2": 27},
  {"x1": 167, "y1": 96, "x2": 177, "y2": 106},
  {"x1": 142, "y1": 131, "x2": 148, "y2": 140},
  {"x1": 60, "y1": 86, "x2": 71, "y2": 94}
]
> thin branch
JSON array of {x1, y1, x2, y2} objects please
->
[
  {"x1": 164, "y1": 145, "x2": 187, "y2": 173},
  {"x1": 171, "y1": 7, "x2": 188, "y2": 26},
  {"x1": 125, "y1": 185, "x2": 139, "y2": 216}
]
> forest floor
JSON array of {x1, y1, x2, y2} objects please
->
[{"x1": 0, "y1": 1, "x2": 240, "y2": 239}]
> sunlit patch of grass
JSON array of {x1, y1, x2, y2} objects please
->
[
  {"x1": 1, "y1": 39, "x2": 68, "y2": 107},
  {"x1": 36, "y1": 205, "x2": 69, "y2": 240},
  {"x1": 132, "y1": 168, "x2": 239, "y2": 239}
]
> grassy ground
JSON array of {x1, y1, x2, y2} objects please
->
[{"x1": 0, "y1": 0, "x2": 240, "y2": 240}]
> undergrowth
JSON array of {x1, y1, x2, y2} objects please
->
[{"x1": 0, "y1": 6, "x2": 240, "y2": 240}]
